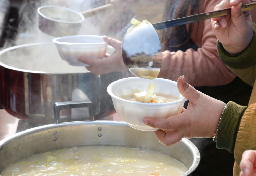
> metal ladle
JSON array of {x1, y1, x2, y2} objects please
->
[
  {"x1": 121, "y1": 22, "x2": 162, "y2": 79},
  {"x1": 38, "y1": 4, "x2": 113, "y2": 37}
]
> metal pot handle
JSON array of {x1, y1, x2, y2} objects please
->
[{"x1": 54, "y1": 100, "x2": 95, "y2": 123}]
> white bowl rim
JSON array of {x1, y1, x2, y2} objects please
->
[
  {"x1": 107, "y1": 77, "x2": 187, "y2": 106},
  {"x1": 52, "y1": 35, "x2": 107, "y2": 45},
  {"x1": 38, "y1": 6, "x2": 84, "y2": 24}
]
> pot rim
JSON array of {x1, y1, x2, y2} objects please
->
[
  {"x1": 53, "y1": 35, "x2": 107, "y2": 46},
  {"x1": 0, "y1": 42, "x2": 64, "y2": 74},
  {"x1": 0, "y1": 42, "x2": 105, "y2": 74}
]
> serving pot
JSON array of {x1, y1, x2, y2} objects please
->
[
  {"x1": 0, "y1": 43, "x2": 123, "y2": 124},
  {"x1": 0, "y1": 121, "x2": 200, "y2": 175}
]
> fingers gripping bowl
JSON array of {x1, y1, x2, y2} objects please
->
[
  {"x1": 53, "y1": 35, "x2": 108, "y2": 66},
  {"x1": 107, "y1": 77, "x2": 187, "y2": 131}
]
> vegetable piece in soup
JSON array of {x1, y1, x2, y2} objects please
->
[{"x1": 122, "y1": 83, "x2": 180, "y2": 103}]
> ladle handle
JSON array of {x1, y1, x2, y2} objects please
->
[{"x1": 81, "y1": 4, "x2": 113, "y2": 18}]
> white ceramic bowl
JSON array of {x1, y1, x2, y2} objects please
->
[
  {"x1": 107, "y1": 77, "x2": 187, "y2": 131},
  {"x1": 53, "y1": 35, "x2": 108, "y2": 66}
]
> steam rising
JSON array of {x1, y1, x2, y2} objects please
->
[
  {"x1": 0, "y1": 0, "x2": 125, "y2": 45},
  {"x1": 0, "y1": 0, "x2": 120, "y2": 73},
  {"x1": 3, "y1": 0, "x2": 166, "y2": 47},
  {"x1": 2, "y1": 0, "x2": 112, "y2": 48},
  {"x1": 0, "y1": 0, "x2": 9, "y2": 42},
  {"x1": 0, "y1": 43, "x2": 91, "y2": 73}
]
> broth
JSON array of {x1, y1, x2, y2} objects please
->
[
  {"x1": 122, "y1": 93, "x2": 180, "y2": 103},
  {"x1": 129, "y1": 68, "x2": 160, "y2": 79},
  {"x1": 0, "y1": 146, "x2": 188, "y2": 176}
]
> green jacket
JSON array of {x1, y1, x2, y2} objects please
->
[
  {"x1": 216, "y1": 23, "x2": 256, "y2": 152},
  {"x1": 216, "y1": 23, "x2": 256, "y2": 176}
]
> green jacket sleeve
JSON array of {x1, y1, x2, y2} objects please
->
[
  {"x1": 216, "y1": 101, "x2": 247, "y2": 153},
  {"x1": 217, "y1": 23, "x2": 256, "y2": 87}
]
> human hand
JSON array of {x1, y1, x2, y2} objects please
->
[
  {"x1": 240, "y1": 150, "x2": 256, "y2": 176},
  {"x1": 77, "y1": 36, "x2": 127, "y2": 75},
  {"x1": 211, "y1": 0, "x2": 253, "y2": 55},
  {"x1": 143, "y1": 76, "x2": 226, "y2": 146}
]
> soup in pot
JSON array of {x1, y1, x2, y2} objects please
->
[{"x1": 0, "y1": 146, "x2": 188, "y2": 176}]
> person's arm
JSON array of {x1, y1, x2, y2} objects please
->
[
  {"x1": 211, "y1": 0, "x2": 256, "y2": 86},
  {"x1": 217, "y1": 23, "x2": 256, "y2": 87},
  {"x1": 158, "y1": 0, "x2": 236, "y2": 87},
  {"x1": 233, "y1": 103, "x2": 256, "y2": 175}
]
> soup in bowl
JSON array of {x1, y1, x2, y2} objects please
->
[{"x1": 107, "y1": 77, "x2": 187, "y2": 131}]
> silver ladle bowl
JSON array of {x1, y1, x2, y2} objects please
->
[{"x1": 121, "y1": 22, "x2": 162, "y2": 79}]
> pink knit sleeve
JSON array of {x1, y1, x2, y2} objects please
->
[{"x1": 158, "y1": 0, "x2": 236, "y2": 87}]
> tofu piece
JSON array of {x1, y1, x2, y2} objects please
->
[
  {"x1": 134, "y1": 83, "x2": 155, "y2": 103},
  {"x1": 134, "y1": 91, "x2": 147, "y2": 103}
]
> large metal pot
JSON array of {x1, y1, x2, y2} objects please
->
[
  {"x1": 0, "y1": 43, "x2": 124, "y2": 124},
  {"x1": 0, "y1": 121, "x2": 200, "y2": 175}
]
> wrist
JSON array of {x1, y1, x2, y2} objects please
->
[
  {"x1": 217, "y1": 24, "x2": 256, "y2": 69},
  {"x1": 222, "y1": 30, "x2": 253, "y2": 55},
  {"x1": 222, "y1": 44, "x2": 250, "y2": 55}
]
